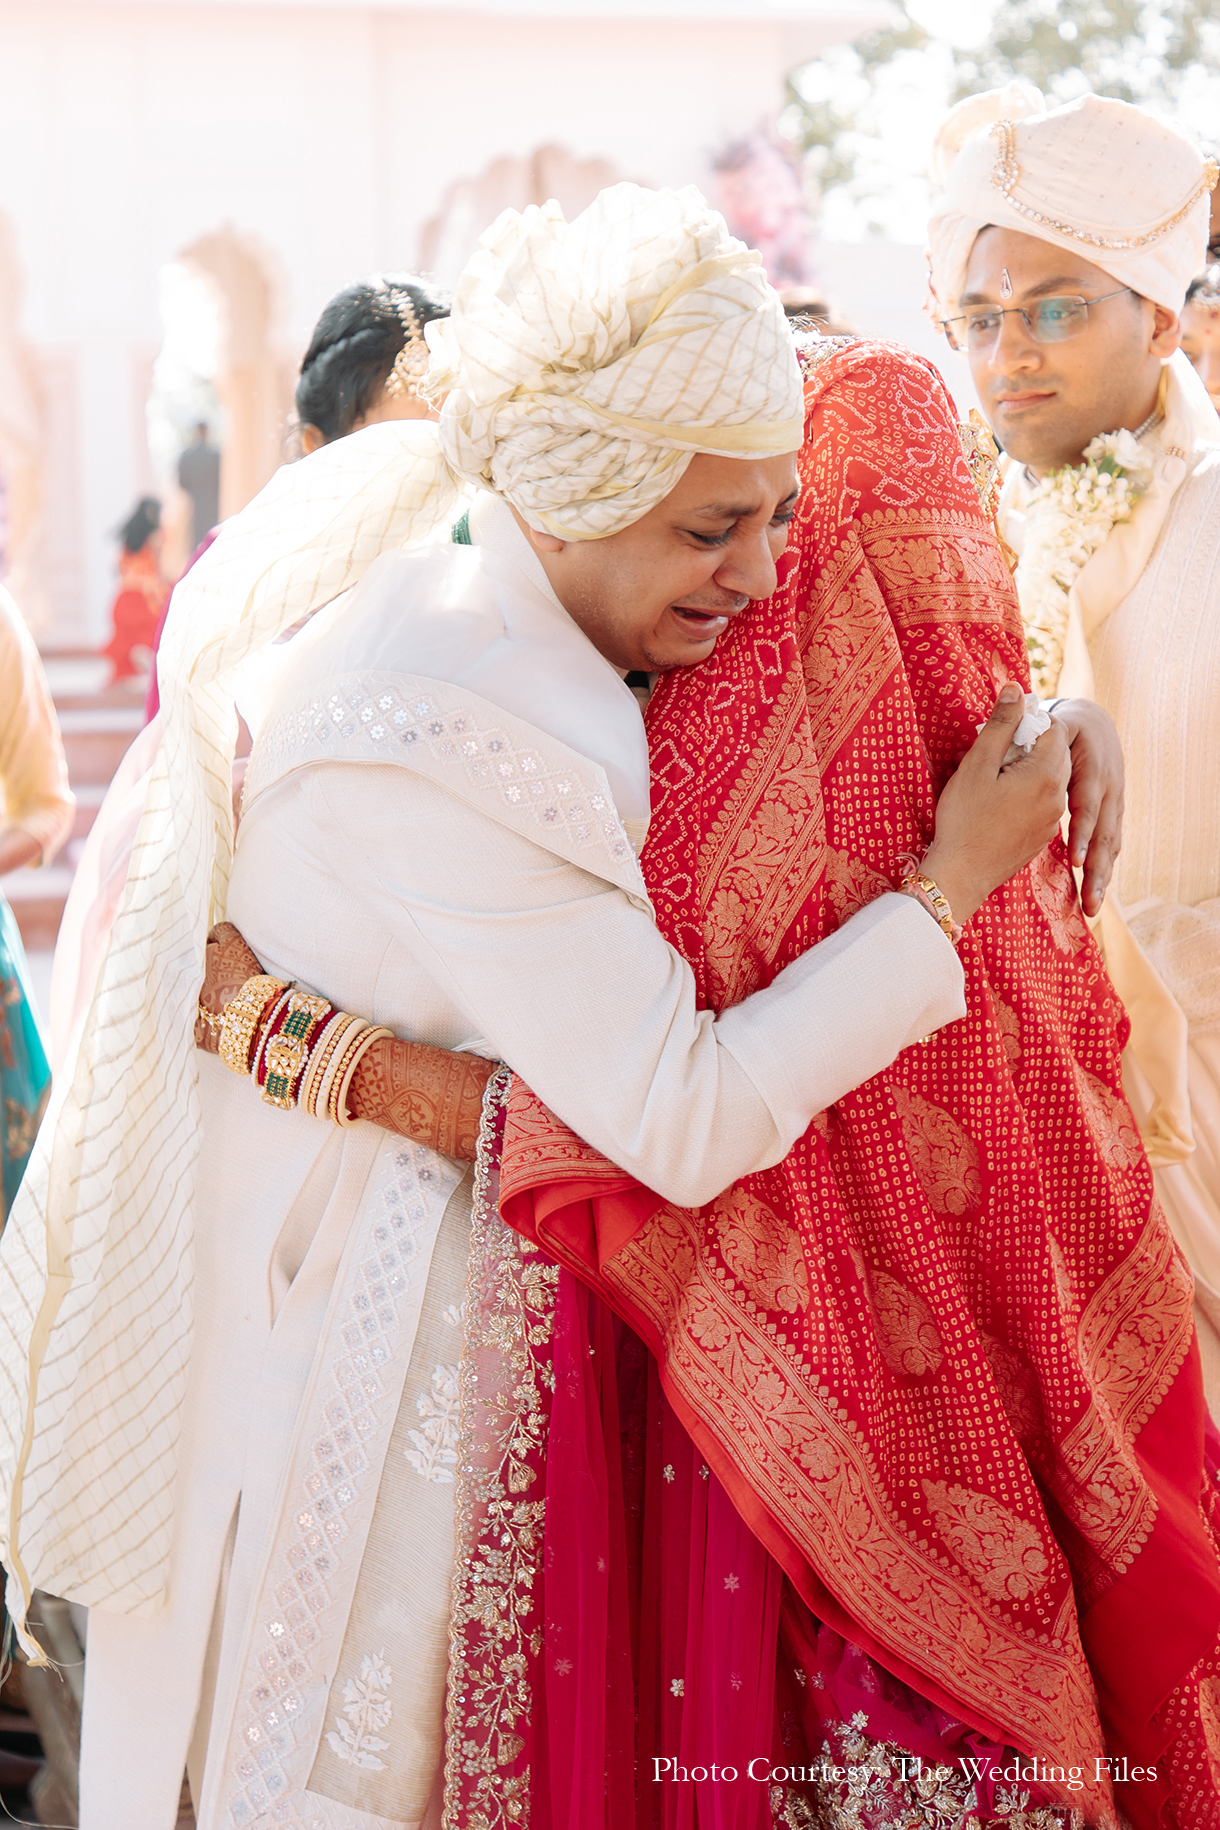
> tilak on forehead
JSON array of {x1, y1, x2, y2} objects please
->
[{"x1": 926, "y1": 84, "x2": 1219, "y2": 320}]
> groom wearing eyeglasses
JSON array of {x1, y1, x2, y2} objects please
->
[{"x1": 929, "y1": 86, "x2": 1220, "y2": 1418}]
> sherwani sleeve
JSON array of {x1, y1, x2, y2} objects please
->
[
  {"x1": 315, "y1": 767, "x2": 965, "y2": 1206},
  {"x1": 0, "y1": 591, "x2": 74, "y2": 863}
]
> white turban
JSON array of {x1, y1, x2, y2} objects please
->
[
  {"x1": 427, "y1": 181, "x2": 803, "y2": 539},
  {"x1": 928, "y1": 89, "x2": 1218, "y2": 320}
]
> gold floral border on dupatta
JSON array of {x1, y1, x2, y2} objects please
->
[
  {"x1": 600, "y1": 1200, "x2": 1194, "y2": 1781},
  {"x1": 442, "y1": 1067, "x2": 558, "y2": 1830},
  {"x1": 601, "y1": 1205, "x2": 1106, "y2": 1770}
]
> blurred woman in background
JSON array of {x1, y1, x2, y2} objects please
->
[{"x1": 102, "y1": 495, "x2": 168, "y2": 685}]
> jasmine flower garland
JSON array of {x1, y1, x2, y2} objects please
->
[{"x1": 1018, "y1": 428, "x2": 1157, "y2": 695}]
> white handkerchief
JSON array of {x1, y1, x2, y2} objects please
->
[{"x1": 978, "y1": 691, "x2": 1053, "y2": 766}]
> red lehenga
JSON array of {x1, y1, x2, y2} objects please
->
[{"x1": 452, "y1": 341, "x2": 1220, "y2": 1830}]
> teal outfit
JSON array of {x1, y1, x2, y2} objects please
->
[{"x1": 0, "y1": 895, "x2": 49, "y2": 1222}]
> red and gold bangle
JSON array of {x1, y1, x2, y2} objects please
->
[
  {"x1": 218, "y1": 975, "x2": 289, "y2": 1076},
  {"x1": 333, "y1": 1025, "x2": 394, "y2": 1128},
  {"x1": 261, "y1": 990, "x2": 333, "y2": 1109},
  {"x1": 250, "y1": 987, "x2": 295, "y2": 1088}
]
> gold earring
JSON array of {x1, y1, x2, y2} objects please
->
[{"x1": 384, "y1": 292, "x2": 430, "y2": 399}]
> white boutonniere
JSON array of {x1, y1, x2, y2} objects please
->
[{"x1": 1017, "y1": 428, "x2": 1157, "y2": 695}]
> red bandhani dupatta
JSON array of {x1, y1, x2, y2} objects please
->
[{"x1": 500, "y1": 342, "x2": 1220, "y2": 1827}]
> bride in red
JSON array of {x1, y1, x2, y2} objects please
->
[{"x1": 497, "y1": 336, "x2": 1220, "y2": 1830}]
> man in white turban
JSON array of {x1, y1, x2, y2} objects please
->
[
  {"x1": 0, "y1": 183, "x2": 1063, "y2": 1828},
  {"x1": 929, "y1": 89, "x2": 1220, "y2": 1416}
]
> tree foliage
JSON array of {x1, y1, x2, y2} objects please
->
[
  {"x1": 786, "y1": 0, "x2": 1218, "y2": 225},
  {"x1": 787, "y1": 8, "x2": 931, "y2": 196},
  {"x1": 951, "y1": 0, "x2": 1216, "y2": 105}
]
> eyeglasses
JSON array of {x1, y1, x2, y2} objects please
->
[{"x1": 941, "y1": 288, "x2": 1134, "y2": 353}]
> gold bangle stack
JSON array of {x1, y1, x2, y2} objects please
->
[
  {"x1": 219, "y1": 975, "x2": 289, "y2": 1075},
  {"x1": 250, "y1": 986, "x2": 294, "y2": 1085},
  {"x1": 209, "y1": 973, "x2": 396, "y2": 1128}
]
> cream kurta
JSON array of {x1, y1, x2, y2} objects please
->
[
  {"x1": 1088, "y1": 446, "x2": 1220, "y2": 1403},
  {"x1": 77, "y1": 499, "x2": 967, "y2": 1830},
  {"x1": 1000, "y1": 359, "x2": 1220, "y2": 1414}
]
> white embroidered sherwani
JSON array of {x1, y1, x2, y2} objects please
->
[
  {"x1": 76, "y1": 495, "x2": 966, "y2": 1829},
  {"x1": 1000, "y1": 351, "x2": 1220, "y2": 1414}
]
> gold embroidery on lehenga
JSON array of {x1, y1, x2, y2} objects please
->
[
  {"x1": 1028, "y1": 849, "x2": 1089, "y2": 955},
  {"x1": 1053, "y1": 1402, "x2": 1154, "y2": 1595},
  {"x1": 1197, "y1": 1676, "x2": 1220, "y2": 1775},
  {"x1": 989, "y1": 990, "x2": 1022, "y2": 1064},
  {"x1": 701, "y1": 713, "x2": 829, "y2": 1006},
  {"x1": 798, "y1": 552, "x2": 897, "y2": 765},
  {"x1": 821, "y1": 850, "x2": 893, "y2": 926},
  {"x1": 770, "y1": 1717, "x2": 1087, "y2": 1829},
  {"x1": 861, "y1": 511, "x2": 1014, "y2": 622},
  {"x1": 1033, "y1": 1216, "x2": 1194, "y2": 1591},
  {"x1": 442, "y1": 1068, "x2": 558, "y2": 1830},
  {"x1": 1074, "y1": 1213, "x2": 1195, "y2": 1439}
]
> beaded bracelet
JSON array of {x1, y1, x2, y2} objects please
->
[
  {"x1": 895, "y1": 855, "x2": 963, "y2": 945},
  {"x1": 326, "y1": 1021, "x2": 376, "y2": 1123},
  {"x1": 312, "y1": 1014, "x2": 368, "y2": 1121},
  {"x1": 298, "y1": 1012, "x2": 348, "y2": 1117},
  {"x1": 219, "y1": 975, "x2": 289, "y2": 1075},
  {"x1": 333, "y1": 1025, "x2": 394, "y2": 1128}
]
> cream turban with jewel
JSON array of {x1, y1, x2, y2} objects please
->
[
  {"x1": 426, "y1": 181, "x2": 804, "y2": 540},
  {"x1": 928, "y1": 89, "x2": 1218, "y2": 321}
]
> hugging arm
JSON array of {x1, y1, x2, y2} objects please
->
[{"x1": 201, "y1": 691, "x2": 1066, "y2": 1188}]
